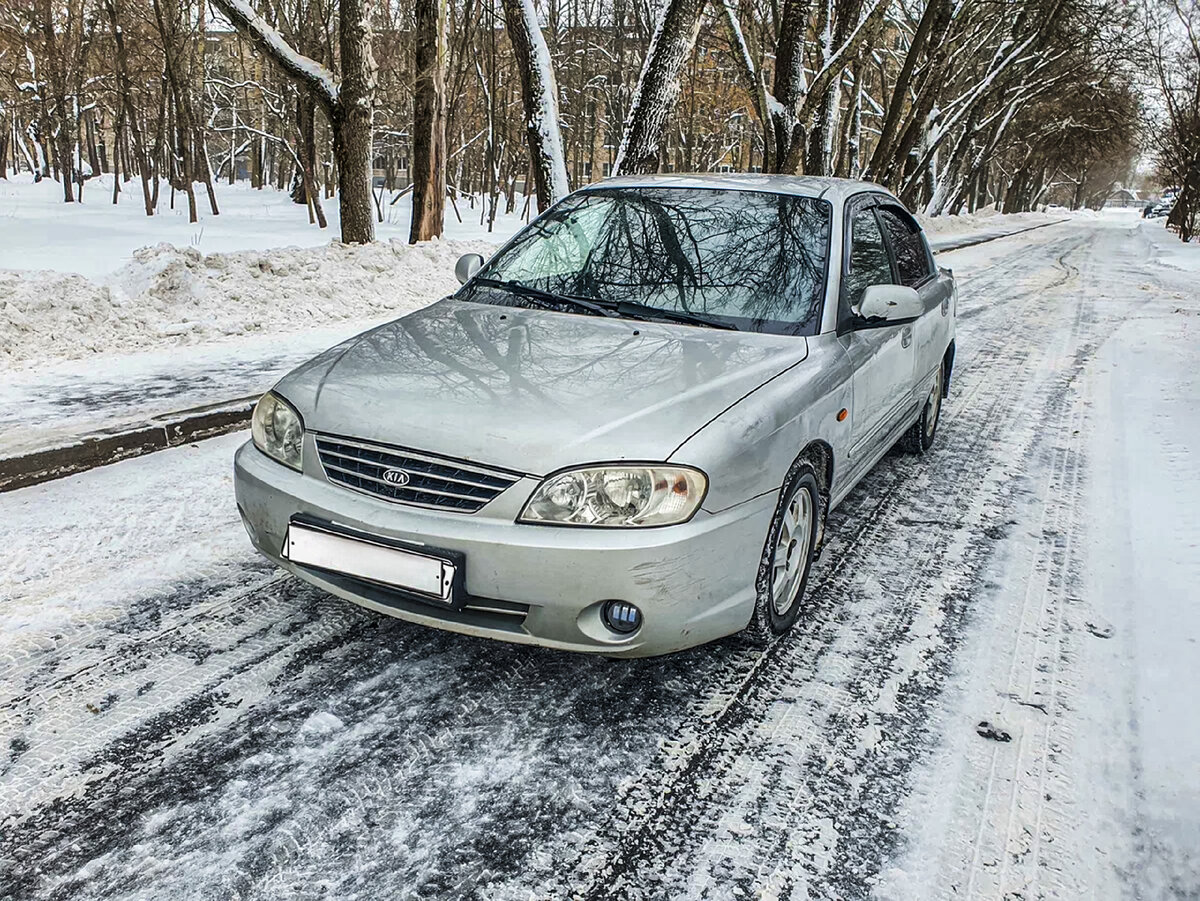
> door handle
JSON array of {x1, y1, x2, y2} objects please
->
[{"x1": 902, "y1": 326, "x2": 913, "y2": 348}]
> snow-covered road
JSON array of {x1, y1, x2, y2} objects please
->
[{"x1": 1, "y1": 216, "x2": 1197, "y2": 900}]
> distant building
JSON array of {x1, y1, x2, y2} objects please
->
[{"x1": 1104, "y1": 187, "x2": 1140, "y2": 208}]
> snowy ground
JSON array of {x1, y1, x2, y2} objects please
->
[
  {"x1": 0, "y1": 172, "x2": 525, "y2": 278},
  {"x1": 1, "y1": 212, "x2": 1197, "y2": 899}
]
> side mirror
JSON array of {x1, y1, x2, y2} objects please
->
[
  {"x1": 856, "y1": 284, "x2": 922, "y2": 322},
  {"x1": 455, "y1": 252, "x2": 484, "y2": 285}
]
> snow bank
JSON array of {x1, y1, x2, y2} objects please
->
[
  {"x1": 1139, "y1": 217, "x2": 1200, "y2": 273},
  {"x1": 0, "y1": 238, "x2": 496, "y2": 369},
  {"x1": 916, "y1": 207, "x2": 1062, "y2": 239}
]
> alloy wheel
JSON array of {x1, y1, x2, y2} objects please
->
[{"x1": 771, "y1": 488, "x2": 813, "y2": 616}]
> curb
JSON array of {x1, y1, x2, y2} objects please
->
[
  {"x1": 0, "y1": 217, "x2": 1073, "y2": 493},
  {"x1": 0, "y1": 396, "x2": 258, "y2": 493}
]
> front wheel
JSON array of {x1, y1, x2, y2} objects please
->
[
  {"x1": 744, "y1": 461, "x2": 821, "y2": 645},
  {"x1": 903, "y1": 362, "x2": 944, "y2": 454}
]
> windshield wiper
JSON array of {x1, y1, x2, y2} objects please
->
[
  {"x1": 609, "y1": 299, "x2": 739, "y2": 331},
  {"x1": 472, "y1": 278, "x2": 616, "y2": 319},
  {"x1": 472, "y1": 277, "x2": 737, "y2": 331}
]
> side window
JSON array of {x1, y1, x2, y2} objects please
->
[
  {"x1": 843, "y1": 207, "x2": 893, "y2": 311},
  {"x1": 877, "y1": 207, "x2": 933, "y2": 287}
]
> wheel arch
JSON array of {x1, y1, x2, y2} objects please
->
[{"x1": 943, "y1": 340, "x2": 956, "y2": 396}]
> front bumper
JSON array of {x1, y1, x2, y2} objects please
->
[{"x1": 233, "y1": 437, "x2": 773, "y2": 657}]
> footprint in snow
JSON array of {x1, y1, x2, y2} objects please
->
[
  {"x1": 1085, "y1": 620, "x2": 1114, "y2": 639},
  {"x1": 975, "y1": 721, "x2": 1012, "y2": 743}
]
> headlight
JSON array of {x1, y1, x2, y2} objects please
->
[
  {"x1": 519, "y1": 465, "x2": 707, "y2": 527},
  {"x1": 251, "y1": 392, "x2": 304, "y2": 471}
]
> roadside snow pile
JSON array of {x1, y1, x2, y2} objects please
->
[
  {"x1": 1139, "y1": 218, "x2": 1200, "y2": 273},
  {"x1": 916, "y1": 208, "x2": 1063, "y2": 239},
  {"x1": 0, "y1": 238, "x2": 496, "y2": 369}
]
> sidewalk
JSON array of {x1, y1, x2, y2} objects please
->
[{"x1": 0, "y1": 319, "x2": 383, "y2": 458}]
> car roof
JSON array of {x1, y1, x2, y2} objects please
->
[{"x1": 578, "y1": 172, "x2": 898, "y2": 205}]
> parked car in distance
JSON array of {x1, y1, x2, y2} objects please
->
[{"x1": 233, "y1": 174, "x2": 958, "y2": 657}]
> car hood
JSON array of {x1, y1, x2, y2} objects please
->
[{"x1": 275, "y1": 299, "x2": 809, "y2": 475}]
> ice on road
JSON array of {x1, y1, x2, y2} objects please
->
[{"x1": 1, "y1": 215, "x2": 1197, "y2": 900}]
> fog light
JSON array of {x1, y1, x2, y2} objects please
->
[{"x1": 602, "y1": 600, "x2": 642, "y2": 635}]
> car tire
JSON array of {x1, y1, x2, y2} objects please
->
[
  {"x1": 902, "y1": 362, "x2": 945, "y2": 455},
  {"x1": 744, "y1": 460, "x2": 822, "y2": 646}
]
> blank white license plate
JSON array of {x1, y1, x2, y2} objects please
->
[{"x1": 283, "y1": 522, "x2": 455, "y2": 603}]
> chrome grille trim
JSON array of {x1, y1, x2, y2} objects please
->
[
  {"x1": 315, "y1": 434, "x2": 520, "y2": 512},
  {"x1": 462, "y1": 601, "x2": 530, "y2": 618},
  {"x1": 318, "y1": 449, "x2": 504, "y2": 491}
]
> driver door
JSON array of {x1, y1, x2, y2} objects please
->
[{"x1": 838, "y1": 197, "x2": 917, "y2": 469}]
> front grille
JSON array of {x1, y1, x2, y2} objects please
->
[{"x1": 315, "y1": 434, "x2": 520, "y2": 513}]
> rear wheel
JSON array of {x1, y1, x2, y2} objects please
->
[
  {"x1": 903, "y1": 362, "x2": 944, "y2": 454},
  {"x1": 744, "y1": 461, "x2": 821, "y2": 645}
]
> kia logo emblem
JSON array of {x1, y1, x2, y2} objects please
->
[{"x1": 382, "y1": 468, "x2": 411, "y2": 486}]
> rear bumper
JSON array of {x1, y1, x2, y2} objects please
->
[{"x1": 233, "y1": 438, "x2": 773, "y2": 657}]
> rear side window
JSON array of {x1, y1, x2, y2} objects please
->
[{"x1": 877, "y1": 207, "x2": 933, "y2": 287}]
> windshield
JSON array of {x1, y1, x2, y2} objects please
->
[{"x1": 459, "y1": 187, "x2": 832, "y2": 335}]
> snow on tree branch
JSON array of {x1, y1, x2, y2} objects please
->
[{"x1": 208, "y1": 0, "x2": 339, "y2": 112}]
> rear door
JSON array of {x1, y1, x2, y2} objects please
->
[
  {"x1": 875, "y1": 204, "x2": 953, "y2": 405},
  {"x1": 838, "y1": 196, "x2": 917, "y2": 467}
]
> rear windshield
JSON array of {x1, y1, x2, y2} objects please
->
[{"x1": 463, "y1": 187, "x2": 832, "y2": 335}]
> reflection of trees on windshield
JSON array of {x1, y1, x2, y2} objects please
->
[{"x1": 474, "y1": 188, "x2": 832, "y2": 336}]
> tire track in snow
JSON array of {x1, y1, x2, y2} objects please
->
[
  {"x1": 942, "y1": 227, "x2": 1154, "y2": 901},
  {"x1": 0, "y1": 222, "x2": 1123, "y2": 901},
  {"x1": 496, "y1": 229, "x2": 1101, "y2": 900},
  {"x1": 1, "y1": 565, "x2": 749, "y2": 900}
]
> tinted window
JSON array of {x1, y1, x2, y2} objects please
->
[
  {"x1": 843, "y1": 208, "x2": 893, "y2": 309},
  {"x1": 466, "y1": 188, "x2": 832, "y2": 335},
  {"x1": 878, "y1": 207, "x2": 933, "y2": 287}
]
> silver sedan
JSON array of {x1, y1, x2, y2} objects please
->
[{"x1": 233, "y1": 174, "x2": 957, "y2": 657}]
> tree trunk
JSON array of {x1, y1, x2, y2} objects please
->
[
  {"x1": 112, "y1": 109, "x2": 123, "y2": 203},
  {"x1": 769, "y1": 0, "x2": 812, "y2": 172},
  {"x1": 411, "y1": 0, "x2": 448, "y2": 242},
  {"x1": 334, "y1": 0, "x2": 377, "y2": 243},
  {"x1": 292, "y1": 96, "x2": 327, "y2": 228},
  {"x1": 613, "y1": 0, "x2": 706, "y2": 175},
  {"x1": 845, "y1": 65, "x2": 862, "y2": 177},
  {"x1": 37, "y1": 0, "x2": 75, "y2": 202},
  {"x1": 501, "y1": 0, "x2": 569, "y2": 209}
]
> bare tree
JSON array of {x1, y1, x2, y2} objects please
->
[
  {"x1": 0, "y1": 0, "x2": 1148, "y2": 234},
  {"x1": 1147, "y1": 0, "x2": 1200, "y2": 240},
  {"x1": 104, "y1": 0, "x2": 155, "y2": 215},
  {"x1": 210, "y1": 0, "x2": 377, "y2": 243}
]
